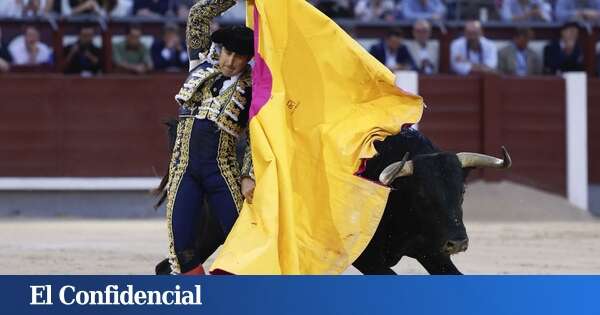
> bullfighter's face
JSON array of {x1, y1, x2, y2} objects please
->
[{"x1": 218, "y1": 47, "x2": 251, "y2": 77}]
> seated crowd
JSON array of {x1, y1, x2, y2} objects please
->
[
  {"x1": 0, "y1": 0, "x2": 597, "y2": 75},
  {"x1": 369, "y1": 19, "x2": 585, "y2": 76},
  {"x1": 312, "y1": 0, "x2": 600, "y2": 23},
  {"x1": 0, "y1": 21, "x2": 192, "y2": 74},
  {"x1": 0, "y1": 1, "x2": 600, "y2": 23},
  {"x1": 0, "y1": 0, "x2": 247, "y2": 19}
]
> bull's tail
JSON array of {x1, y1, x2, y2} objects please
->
[
  {"x1": 152, "y1": 173, "x2": 170, "y2": 209},
  {"x1": 152, "y1": 118, "x2": 179, "y2": 209}
]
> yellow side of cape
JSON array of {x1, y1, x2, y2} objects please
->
[{"x1": 211, "y1": 0, "x2": 424, "y2": 274}]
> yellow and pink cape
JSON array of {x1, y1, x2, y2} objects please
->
[{"x1": 211, "y1": 0, "x2": 424, "y2": 274}]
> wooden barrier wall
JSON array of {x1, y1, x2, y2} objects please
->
[
  {"x1": 0, "y1": 74, "x2": 589, "y2": 195},
  {"x1": 418, "y1": 75, "x2": 482, "y2": 153},
  {"x1": 419, "y1": 74, "x2": 567, "y2": 194},
  {"x1": 0, "y1": 74, "x2": 182, "y2": 177},
  {"x1": 494, "y1": 76, "x2": 567, "y2": 193}
]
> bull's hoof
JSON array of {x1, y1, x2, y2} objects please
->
[{"x1": 155, "y1": 258, "x2": 172, "y2": 275}]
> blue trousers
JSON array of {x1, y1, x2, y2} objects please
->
[{"x1": 166, "y1": 118, "x2": 243, "y2": 273}]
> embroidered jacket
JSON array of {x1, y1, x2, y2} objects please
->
[{"x1": 175, "y1": 0, "x2": 254, "y2": 178}]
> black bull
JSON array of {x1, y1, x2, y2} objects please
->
[{"x1": 155, "y1": 126, "x2": 511, "y2": 275}]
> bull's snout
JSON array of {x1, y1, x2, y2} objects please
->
[{"x1": 443, "y1": 237, "x2": 469, "y2": 255}]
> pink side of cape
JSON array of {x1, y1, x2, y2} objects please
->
[{"x1": 248, "y1": 7, "x2": 273, "y2": 121}]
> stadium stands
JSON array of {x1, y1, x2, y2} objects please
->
[{"x1": 0, "y1": 0, "x2": 599, "y2": 75}]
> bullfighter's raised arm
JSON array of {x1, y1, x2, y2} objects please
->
[{"x1": 186, "y1": 0, "x2": 237, "y2": 70}]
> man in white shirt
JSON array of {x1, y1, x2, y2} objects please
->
[
  {"x1": 8, "y1": 26, "x2": 52, "y2": 65},
  {"x1": 406, "y1": 19, "x2": 439, "y2": 74},
  {"x1": 450, "y1": 20, "x2": 497, "y2": 75}
]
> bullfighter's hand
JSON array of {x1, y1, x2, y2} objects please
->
[{"x1": 241, "y1": 177, "x2": 256, "y2": 204}]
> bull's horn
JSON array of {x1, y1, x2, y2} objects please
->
[
  {"x1": 379, "y1": 152, "x2": 413, "y2": 186},
  {"x1": 457, "y1": 146, "x2": 512, "y2": 169}
]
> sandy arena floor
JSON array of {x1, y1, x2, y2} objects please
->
[{"x1": 1, "y1": 181, "x2": 599, "y2": 274}]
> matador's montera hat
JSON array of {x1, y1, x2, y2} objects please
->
[{"x1": 211, "y1": 26, "x2": 254, "y2": 57}]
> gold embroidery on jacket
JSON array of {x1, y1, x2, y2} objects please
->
[
  {"x1": 216, "y1": 129, "x2": 243, "y2": 212},
  {"x1": 184, "y1": 68, "x2": 251, "y2": 138},
  {"x1": 186, "y1": 0, "x2": 236, "y2": 53},
  {"x1": 166, "y1": 117, "x2": 195, "y2": 274},
  {"x1": 241, "y1": 129, "x2": 254, "y2": 179},
  {"x1": 175, "y1": 67, "x2": 219, "y2": 107}
]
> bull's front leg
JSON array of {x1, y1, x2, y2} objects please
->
[
  {"x1": 352, "y1": 262, "x2": 397, "y2": 275},
  {"x1": 352, "y1": 251, "x2": 398, "y2": 275},
  {"x1": 416, "y1": 255, "x2": 462, "y2": 275}
]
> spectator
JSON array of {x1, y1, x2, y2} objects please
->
[
  {"x1": 354, "y1": 0, "x2": 396, "y2": 21},
  {"x1": 555, "y1": 0, "x2": 600, "y2": 22},
  {"x1": 0, "y1": 28, "x2": 12, "y2": 73},
  {"x1": 151, "y1": 23, "x2": 188, "y2": 72},
  {"x1": 0, "y1": 0, "x2": 22, "y2": 17},
  {"x1": 369, "y1": 29, "x2": 416, "y2": 72},
  {"x1": 8, "y1": 25, "x2": 52, "y2": 65},
  {"x1": 454, "y1": 0, "x2": 499, "y2": 21},
  {"x1": 406, "y1": 19, "x2": 439, "y2": 74},
  {"x1": 314, "y1": 0, "x2": 354, "y2": 18},
  {"x1": 133, "y1": 0, "x2": 169, "y2": 17},
  {"x1": 597, "y1": 53, "x2": 600, "y2": 76},
  {"x1": 444, "y1": 0, "x2": 458, "y2": 19},
  {"x1": 402, "y1": 0, "x2": 447, "y2": 21},
  {"x1": 63, "y1": 26, "x2": 103, "y2": 75},
  {"x1": 220, "y1": 0, "x2": 247, "y2": 19},
  {"x1": 62, "y1": 0, "x2": 132, "y2": 16},
  {"x1": 501, "y1": 0, "x2": 552, "y2": 22},
  {"x1": 543, "y1": 22, "x2": 584, "y2": 74},
  {"x1": 498, "y1": 28, "x2": 542, "y2": 76},
  {"x1": 110, "y1": 0, "x2": 133, "y2": 16},
  {"x1": 67, "y1": 0, "x2": 114, "y2": 16},
  {"x1": 173, "y1": 0, "x2": 193, "y2": 18},
  {"x1": 23, "y1": 0, "x2": 55, "y2": 16},
  {"x1": 450, "y1": 20, "x2": 497, "y2": 75},
  {"x1": 113, "y1": 25, "x2": 153, "y2": 74},
  {"x1": 0, "y1": 0, "x2": 55, "y2": 17}
]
